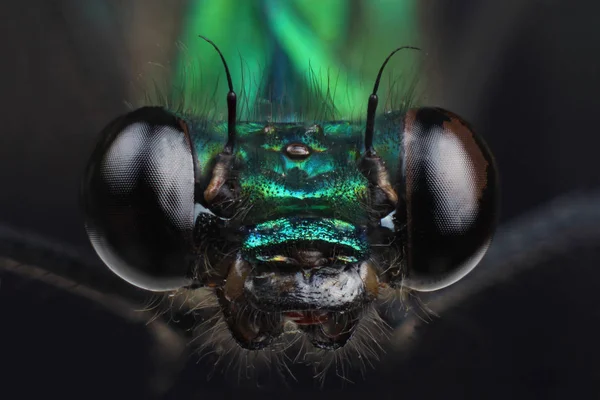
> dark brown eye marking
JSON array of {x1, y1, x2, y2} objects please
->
[{"x1": 284, "y1": 143, "x2": 311, "y2": 160}]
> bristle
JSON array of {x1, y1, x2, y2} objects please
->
[
  {"x1": 162, "y1": 284, "x2": 408, "y2": 387},
  {"x1": 130, "y1": 47, "x2": 421, "y2": 125}
]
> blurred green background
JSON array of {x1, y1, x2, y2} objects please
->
[{"x1": 129, "y1": 0, "x2": 422, "y2": 121}]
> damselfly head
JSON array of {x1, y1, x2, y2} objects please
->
[{"x1": 81, "y1": 37, "x2": 498, "y2": 363}]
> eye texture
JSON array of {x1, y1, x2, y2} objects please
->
[
  {"x1": 82, "y1": 107, "x2": 197, "y2": 291},
  {"x1": 399, "y1": 107, "x2": 499, "y2": 291}
]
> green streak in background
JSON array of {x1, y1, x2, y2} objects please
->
[
  {"x1": 173, "y1": 0, "x2": 420, "y2": 120},
  {"x1": 173, "y1": 0, "x2": 270, "y2": 119}
]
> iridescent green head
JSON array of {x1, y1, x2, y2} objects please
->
[
  {"x1": 82, "y1": 38, "x2": 499, "y2": 355},
  {"x1": 190, "y1": 119, "x2": 377, "y2": 276}
]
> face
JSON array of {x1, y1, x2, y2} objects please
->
[
  {"x1": 199, "y1": 121, "x2": 389, "y2": 350},
  {"x1": 81, "y1": 40, "x2": 498, "y2": 357}
]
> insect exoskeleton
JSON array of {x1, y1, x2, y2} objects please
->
[{"x1": 82, "y1": 37, "x2": 498, "y2": 352}]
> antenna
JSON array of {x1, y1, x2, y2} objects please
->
[
  {"x1": 199, "y1": 35, "x2": 237, "y2": 154},
  {"x1": 364, "y1": 46, "x2": 420, "y2": 156}
]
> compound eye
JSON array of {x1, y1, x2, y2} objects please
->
[
  {"x1": 82, "y1": 107, "x2": 197, "y2": 291},
  {"x1": 400, "y1": 107, "x2": 499, "y2": 291}
]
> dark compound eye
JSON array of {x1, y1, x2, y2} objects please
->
[
  {"x1": 81, "y1": 107, "x2": 198, "y2": 291},
  {"x1": 397, "y1": 107, "x2": 499, "y2": 292}
]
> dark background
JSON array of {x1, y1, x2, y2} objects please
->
[{"x1": 1, "y1": 1, "x2": 600, "y2": 398}]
